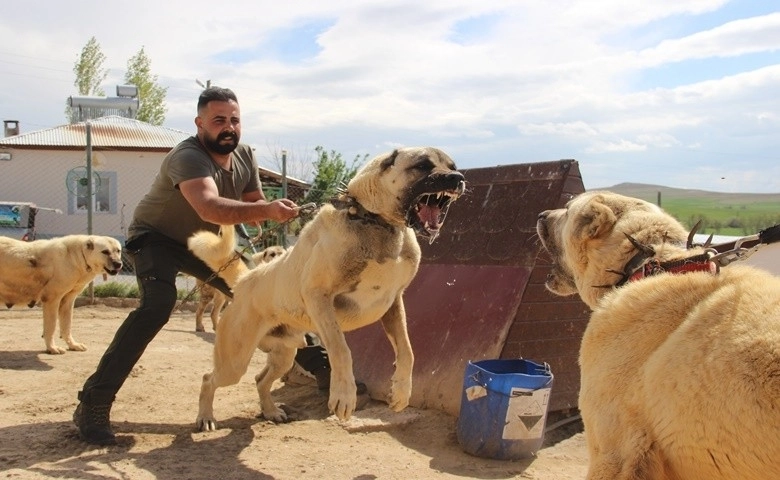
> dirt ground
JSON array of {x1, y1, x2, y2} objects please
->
[{"x1": 0, "y1": 303, "x2": 589, "y2": 480}]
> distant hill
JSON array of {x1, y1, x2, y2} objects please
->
[
  {"x1": 589, "y1": 183, "x2": 780, "y2": 236},
  {"x1": 595, "y1": 183, "x2": 780, "y2": 204}
]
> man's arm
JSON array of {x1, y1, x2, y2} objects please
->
[{"x1": 179, "y1": 177, "x2": 298, "y2": 224}]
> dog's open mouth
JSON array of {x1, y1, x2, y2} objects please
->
[
  {"x1": 406, "y1": 186, "x2": 464, "y2": 244},
  {"x1": 104, "y1": 264, "x2": 122, "y2": 275}
]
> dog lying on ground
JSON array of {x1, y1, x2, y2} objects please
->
[
  {"x1": 536, "y1": 190, "x2": 780, "y2": 480},
  {"x1": 0, "y1": 234, "x2": 123, "y2": 354},
  {"x1": 188, "y1": 146, "x2": 465, "y2": 430},
  {"x1": 194, "y1": 245, "x2": 287, "y2": 332}
]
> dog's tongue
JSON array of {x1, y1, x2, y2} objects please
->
[{"x1": 418, "y1": 204, "x2": 442, "y2": 229}]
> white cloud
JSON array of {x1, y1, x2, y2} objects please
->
[
  {"x1": 636, "y1": 12, "x2": 780, "y2": 66},
  {"x1": 1, "y1": 0, "x2": 778, "y2": 192}
]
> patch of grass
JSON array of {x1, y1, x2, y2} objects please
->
[
  {"x1": 662, "y1": 199, "x2": 780, "y2": 236},
  {"x1": 603, "y1": 184, "x2": 780, "y2": 236},
  {"x1": 81, "y1": 281, "x2": 192, "y2": 299}
]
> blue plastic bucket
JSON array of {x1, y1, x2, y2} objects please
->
[{"x1": 456, "y1": 358, "x2": 554, "y2": 460}]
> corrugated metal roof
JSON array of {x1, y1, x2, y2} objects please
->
[{"x1": 0, "y1": 116, "x2": 190, "y2": 150}]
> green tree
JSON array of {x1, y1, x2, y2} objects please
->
[
  {"x1": 303, "y1": 146, "x2": 367, "y2": 206},
  {"x1": 68, "y1": 36, "x2": 108, "y2": 121},
  {"x1": 125, "y1": 47, "x2": 168, "y2": 125},
  {"x1": 73, "y1": 36, "x2": 108, "y2": 96}
]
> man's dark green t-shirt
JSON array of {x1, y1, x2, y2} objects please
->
[{"x1": 128, "y1": 136, "x2": 260, "y2": 245}]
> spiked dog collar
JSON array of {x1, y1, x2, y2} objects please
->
[
  {"x1": 625, "y1": 253, "x2": 718, "y2": 284},
  {"x1": 329, "y1": 195, "x2": 395, "y2": 232}
]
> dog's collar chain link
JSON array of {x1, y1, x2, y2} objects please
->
[{"x1": 329, "y1": 195, "x2": 395, "y2": 232}]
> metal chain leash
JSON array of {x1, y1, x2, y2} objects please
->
[{"x1": 176, "y1": 202, "x2": 320, "y2": 309}]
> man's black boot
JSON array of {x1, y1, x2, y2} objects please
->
[{"x1": 73, "y1": 402, "x2": 117, "y2": 445}]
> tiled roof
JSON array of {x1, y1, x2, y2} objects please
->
[{"x1": 0, "y1": 116, "x2": 190, "y2": 150}]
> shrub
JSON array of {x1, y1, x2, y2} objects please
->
[{"x1": 81, "y1": 281, "x2": 189, "y2": 299}]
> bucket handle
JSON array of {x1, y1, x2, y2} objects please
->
[
  {"x1": 469, "y1": 360, "x2": 553, "y2": 388},
  {"x1": 468, "y1": 371, "x2": 487, "y2": 388}
]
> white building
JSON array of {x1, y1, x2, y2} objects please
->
[{"x1": 0, "y1": 117, "x2": 310, "y2": 242}]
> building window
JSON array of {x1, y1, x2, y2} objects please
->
[{"x1": 68, "y1": 171, "x2": 117, "y2": 215}]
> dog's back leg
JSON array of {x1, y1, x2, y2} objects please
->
[
  {"x1": 194, "y1": 280, "x2": 210, "y2": 332},
  {"x1": 42, "y1": 297, "x2": 65, "y2": 354},
  {"x1": 254, "y1": 342, "x2": 297, "y2": 422},
  {"x1": 58, "y1": 290, "x2": 86, "y2": 352},
  {"x1": 210, "y1": 292, "x2": 226, "y2": 332},
  {"x1": 196, "y1": 302, "x2": 269, "y2": 432},
  {"x1": 195, "y1": 299, "x2": 208, "y2": 332}
]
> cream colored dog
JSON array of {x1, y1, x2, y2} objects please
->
[
  {"x1": 194, "y1": 245, "x2": 287, "y2": 332},
  {"x1": 536, "y1": 191, "x2": 780, "y2": 480},
  {"x1": 0, "y1": 234, "x2": 123, "y2": 354},
  {"x1": 189, "y1": 147, "x2": 465, "y2": 430}
]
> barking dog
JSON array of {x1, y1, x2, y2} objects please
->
[
  {"x1": 193, "y1": 245, "x2": 287, "y2": 332},
  {"x1": 189, "y1": 147, "x2": 465, "y2": 430},
  {"x1": 537, "y1": 191, "x2": 780, "y2": 480},
  {"x1": 0, "y1": 235, "x2": 123, "y2": 354}
]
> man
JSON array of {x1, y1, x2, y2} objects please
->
[{"x1": 73, "y1": 86, "x2": 306, "y2": 445}]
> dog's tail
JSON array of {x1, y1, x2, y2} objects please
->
[{"x1": 188, "y1": 226, "x2": 247, "y2": 287}]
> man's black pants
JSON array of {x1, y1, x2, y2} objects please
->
[{"x1": 78, "y1": 231, "x2": 232, "y2": 404}]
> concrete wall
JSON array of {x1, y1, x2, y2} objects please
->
[{"x1": 0, "y1": 148, "x2": 163, "y2": 240}]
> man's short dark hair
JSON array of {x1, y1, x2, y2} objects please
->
[{"x1": 197, "y1": 87, "x2": 238, "y2": 112}]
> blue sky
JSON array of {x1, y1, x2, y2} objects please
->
[{"x1": 1, "y1": 0, "x2": 779, "y2": 192}]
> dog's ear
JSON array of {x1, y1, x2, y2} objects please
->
[
  {"x1": 577, "y1": 196, "x2": 616, "y2": 240},
  {"x1": 380, "y1": 149, "x2": 399, "y2": 170},
  {"x1": 86, "y1": 238, "x2": 95, "y2": 250}
]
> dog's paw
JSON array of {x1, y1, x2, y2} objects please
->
[
  {"x1": 45, "y1": 345, "x2": 67, "y2": 355},
  {"x1": 67, "y1": 342, "x2": 87, "y2": 352},
  {"x1": 260, "y1": 405, "x2": 289, "y2": 423},
  {"x1": 196, "y1": 416, "x2": 218, "y2": 432},
  {"x1": 388, "y1": 378, "x2": 411, "y2": 412},
  {"x1": 328, "y1": 391, "x2": 356, "y2": 421}
]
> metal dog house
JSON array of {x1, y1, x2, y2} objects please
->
[{"x1": 347, "y1": 159, "x2": 589, "y2": 416}]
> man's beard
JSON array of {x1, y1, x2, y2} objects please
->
[{"x1": 203, "y1": 131, "x2": 238, "y2": 155}]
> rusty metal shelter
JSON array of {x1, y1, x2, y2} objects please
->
[{"x1": 347, "y1": 159, "x2": 590, "y2": 416}]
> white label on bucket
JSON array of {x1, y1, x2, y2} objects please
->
[
  {"x1": 502, "y1": 386, "x2": 551, "y2": 440},
  {"x1": 465, "y1": 385, "x2": 488, "y2": 401}
]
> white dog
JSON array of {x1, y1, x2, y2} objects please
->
[
  {"x1": 0, "y1": 235, "x2": 123, "y2": 354},
  {"x1": 189, "y1": 147, "x2": 465, "y2": 430},
  {"x1": 194, "y1": 245, "x2": 287, "y2": 332},
  {"x1": 537, "y1": 191, "x2": 780, "y2": 480}
]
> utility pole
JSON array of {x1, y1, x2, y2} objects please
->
[
  {"x1": 196, "y1": 79, "x2": 211, "y2": 89},
  {"x1": 281, "y1": 149, "x2": 288, "y2": 247}
]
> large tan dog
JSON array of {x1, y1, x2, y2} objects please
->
[
  {"x1": 537, "y1": 191, "x2": 780, "y2": 480},
  {"x1": 193, "y1": 245, "x2": 287, "y2": 332},
  {"x1": 0, "y1": 234, "x2": 123, "y2": 354},
  {"x1": 189, "y1": 146, "x2": 465, "y2": 430}
]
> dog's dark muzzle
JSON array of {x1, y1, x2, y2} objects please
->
[{"x1": 105, "y1": 261, "x2": 123, "y2": 275}]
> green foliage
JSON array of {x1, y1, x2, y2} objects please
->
[
  {"x1": 603, "y1": 184, "x2": 780, "y2": 237},
  {"x1": 125, "y1": 47, "x2": 168, "y2": 125},
  {"x1": 73, "y1": 36, "x2": 107, "y2": 96},
  {"x1": 662, "y1": 199, "x2": 780, "y2": 236},
  {"x1": 81, "y1": 281, "x2": 137, "y2": 298},
  {"x1": 303, "y1": 146, "x2": 367, "y2": 206},
  {"x1": 81, "y1": 281, "x2": 194, "y2": 300},
  {"x1": 177, "y1": 287, "x2": 193, "y2": 300},
  {"x1": 68, "y1": 36, "x2": 108, "y2": 120}
]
